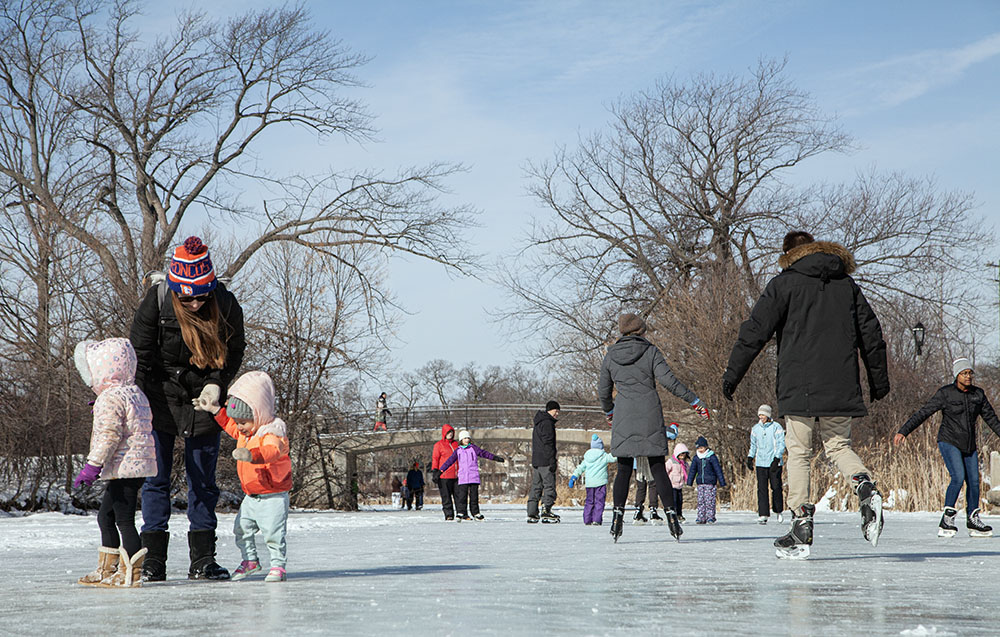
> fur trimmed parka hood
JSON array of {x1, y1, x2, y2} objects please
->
[{"x1": 778, "y1": 241, "x2": 856, "y2": 275}]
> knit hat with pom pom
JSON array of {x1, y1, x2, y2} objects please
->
[{"x1": 167, "y1": 236, "x2": 217, "y2": 296}]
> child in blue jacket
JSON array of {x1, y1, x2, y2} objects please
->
[
  {"x1": 687, "y1": 436, "x2": 726, "y2": 524},
  {"x1": 569, "y1": 434, "x2": 616, "y2": 525}
]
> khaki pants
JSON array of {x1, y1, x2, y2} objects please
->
[{"x1": 784, "y1": 415, "x2": 871, "y2": 511}]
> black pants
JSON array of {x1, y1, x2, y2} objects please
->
[
  {"x1": 527, "y1": 465, "x2": 557, "y2": 516},
  {"x1": 634, "y1": 478, "x2": 659, "y2": 508},
  {"x1": 439, "y1": 478, "x2": 458, "y2": 518},
  {"x1": 98, "y1": 477, "x2": 145, "y2": 557},
  {"x1": 613, "y1": 457, "x2": 674, "y2": 512},
  {"x1": 455, "y1": 483, "x2": 480, "y2": 517},
  {"x1": 405, "y1": 487, "x2": 424, "y2": 510},
  {"x1": 672, "y1": 487, "x2": 683, "y2": 515},
  {"x1": 756, "y1": 464, "x2": 783, "y2": 516}
]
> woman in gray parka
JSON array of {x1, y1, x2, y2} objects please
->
[{"x1": 599, "y1": 313, "x2": 710, "y2": 542}]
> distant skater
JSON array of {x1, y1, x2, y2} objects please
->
[
  {"x1": 439, "y1": 430, "x2": 506, "y2": 521},
  {"x1": 747, "y1": 405, "x2": 785, "y2": 525},
  {"x1": 432, "y1": 424, "x2": 460, "y2": 520},
  {"x1": 569, "y1": 434, "x2": 616, "y2": 525},
  {"x1": 687, "y1": 436, "x2": 726, "y2": 524}
]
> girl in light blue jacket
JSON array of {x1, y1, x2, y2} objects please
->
[
  {"x1": 746, "y1": 404, "x2": 786, "y2": 524},
  {"x1": 569, "y1": 434, "x2": 616, "y2": 525}
]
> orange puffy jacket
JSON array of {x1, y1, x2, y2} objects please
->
[{"x1": 215, "y1": 371, "x2": 292, "y2": 495}]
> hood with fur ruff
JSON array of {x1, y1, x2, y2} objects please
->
[{"x1": 778, "y1": 241, "x2": 856, "y2": 275}]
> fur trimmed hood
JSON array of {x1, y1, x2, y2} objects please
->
[{"x1": 778, "y1": 241, "x2": 856, "y2": 275}]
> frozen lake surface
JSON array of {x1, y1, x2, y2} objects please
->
[{"x1": 1, "y1": 506, "x2": 996, "y2": 636}]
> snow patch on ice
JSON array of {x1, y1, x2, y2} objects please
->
[
  {"x1": 885, "y1": 488, "x2": 907, "y2": 509},
  {"x1": 900, "y1": 625, "x2": 956, "y2": 636},
  {"x1": 814, "y1": 487, "x2": 839, "y2": 512}
]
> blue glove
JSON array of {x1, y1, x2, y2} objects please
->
[
  {"x1": 568, "y1": 475, "x2": 577, "y2": 488},
  {"x1": 666, "y1": 423, "x2": 679, "y2": 440}
]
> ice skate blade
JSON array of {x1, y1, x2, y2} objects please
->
[
  {"x1": 633, "y1": 520, "x2": 647, "y2": 526},
  {"x1": 969, "y1": 529, "x2": 993, "y2": 538},
  {"x1": 863, "y1": 492, "x2": 883, "y2": 548},
  {"x1": 938, "y1": 528, "x2": 957, "y2": 538},
  {"x1": 775, "y1": 545, "x2": 810, "y2": 560},
  {"x1": 652, "y1": 519, "x2": 665, "y2": 526}
]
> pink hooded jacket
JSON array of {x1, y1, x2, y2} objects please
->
[
  {"x1": 665, "y1": 442, "x2": 690, "y2": 489},
  {"x1": 76, "y1": 338, "x2": 157, "y2": 480}
]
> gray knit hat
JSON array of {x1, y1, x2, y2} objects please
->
[
  {"x1": 226, "y1": 395, "x2": 254, "y2": 421},
  {"x1": 952, "y1": 357, "x2": 973, "y2": 380}
]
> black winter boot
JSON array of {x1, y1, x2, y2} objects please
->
[
  {"x1": 611, "y1": 507, "x2": 625, "y2": 543},
  {"x1": 140, "y1": 530, "x2": 169, "y2": 582},
  {"x1": 187, "y1": 530, "x2": 231, "y2": 580}
]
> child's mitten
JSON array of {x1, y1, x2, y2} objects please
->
[
  {"x1": 232, "y1": 448, "x2": 253, "y2": 462},
  {"x1": 73, "y1": 463, "x2": 101, "y2": 488},
  {"x1": 568, "y1": 475, "x2": 577, "y2": 488}
]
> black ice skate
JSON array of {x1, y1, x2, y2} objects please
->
[
  {"x1": 938, "y1": 507, "x2": 958, "y2": 537},
  {"x1": 649, "y1": 508, "x2": 664, "y2": 525},
  {"x1": 632, "y1": 505, "x2": 647, "y2": 526},
  {"x1": 967, "y1": 508, "x2": 993, "y2": 537},
  {"x1": 774, "y1": 503, "x2": 814, "y2": 560},
  {"x1": 526, "y1": 513, "x2": 540, "y2": 524},
  {"x1": 611, "y1": 507, "x2": 625, "y2": 543},
  {"x1": 666, "y1": 509, "x2": 683, "y2": 541},
  {"x1": 540, "y1": 506, "x2": 561, "y2": 524},
  {"x1": 853, "y1": 473, "x2": 884, "y2": 548}
]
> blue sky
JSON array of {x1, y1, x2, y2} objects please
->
[{"x1": 150, "y1": 1, "x2": 1000, "y2": 373}]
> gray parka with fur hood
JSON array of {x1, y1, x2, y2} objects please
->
[{"x1": 599, "y1": 336, "x2": 699, "y2": 458}]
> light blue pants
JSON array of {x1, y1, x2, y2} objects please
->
[{"x1": 234, "y1": 491, "x2": 289, "y2": 568}]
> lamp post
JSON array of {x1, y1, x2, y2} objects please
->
[{"x1": 911, "y1": 321, "x2": 925, "y2": 358}]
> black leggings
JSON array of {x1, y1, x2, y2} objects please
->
[
  {"x1": 98, "y1": 477, "x2": 145, "y2": 557},
  {"x1": 613, "y1": 457, "x2": 675, "y2": 512}
]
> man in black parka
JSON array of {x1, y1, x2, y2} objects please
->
[
  {"x1": 527, "y1": 401, "x2": 561, "y2": 523},
  {"x1": 722, "y1": 231, "x2": 890, "y2": 555}
]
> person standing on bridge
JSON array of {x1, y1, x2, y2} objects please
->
[
  {"x1": 432, "y1": 424, "x2": 460, "y2": 520},
  {"x1": 600, "y1": 313, "x2": 710, "y2": 542},
  {"x1": 527, "y1": 400, "x2": 561, "y2": 524},
  {"x1": 374, "y1": 392, "x2": 390, "y2": 431}
]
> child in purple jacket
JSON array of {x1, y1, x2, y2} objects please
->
[{"x1": 439, "y1": 430, "x2": 506, "y2": 521}]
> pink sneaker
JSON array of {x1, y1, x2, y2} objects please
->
[
  {"x1": 264, "y1": 566, "x2": 286, "y2": 582},
  {"x1": 231, "y1": 560, "x2": 261, "y2": 581}
]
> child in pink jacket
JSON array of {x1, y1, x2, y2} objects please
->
[
  {"x1": 665, "y1": 443, "x2": 691, "y2": 522},
  {"x1": 72, "y1": 338, "x2": 157, "y2": 587}
]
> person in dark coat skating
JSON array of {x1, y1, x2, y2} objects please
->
[
  {"x1": 527, "y1": 401, "x2": 561, "y2": 524},
  {"x1": 599, "y1": 313, "x2": 710, "y2": 542},
  {"x1": 722, "y1": 231, "x2": 890, "y2": 558},
  {"x1": 894, "y1": 357, "x2": 1000, "y2": 537},
  {"x1": 405, "y1": 460, "x2": 425, "y2": 510}
]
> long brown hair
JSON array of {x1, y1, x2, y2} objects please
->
[{"x1": 170, "y1": 292, "x2": 228, "y2": 369}]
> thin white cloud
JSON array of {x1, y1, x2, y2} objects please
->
[{"x1": 839, "y1": 31, "x2": 1000, "y2": 111}]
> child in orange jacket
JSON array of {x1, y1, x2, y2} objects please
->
[{"x1": 197, "y1": 370, "x2": 291, "y2": 582}]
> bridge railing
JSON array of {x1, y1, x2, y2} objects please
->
[{"x1": 324, "y1": 403, "x2": 608, "y2": 434}]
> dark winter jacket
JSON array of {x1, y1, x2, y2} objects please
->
[
  {"x1": 599, "y1": 336, "x2": 699, "y2": 458},
  {"x1": 687, "y1": 450, "x2": 726, "y2": 487},
  {"x1": 723, "y1": 242, "x2": 889, "y2": 418},
  {"x1": 898, "y1": 384, "x2": 1000, "y2": 454},
  {"x1": 406, "y1": 468, "x2": 425, "y2": 491},
  {"x1": 129, "y1": 282, "x2": 246, "y2": 437},
  {"x1": 432, "y1": 424, "x2": 460, "y2": 480},
  {"x1": 531, "y1": 410, "x2": 557, "y2": 468}
]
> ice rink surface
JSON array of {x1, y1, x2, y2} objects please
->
[{"x1": 1, "y1": 506, "x2": 995, "y2": 636}]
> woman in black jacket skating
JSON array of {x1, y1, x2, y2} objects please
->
[{"x1": 894, "y1": 357, "x2": 1000, "y2": 537}]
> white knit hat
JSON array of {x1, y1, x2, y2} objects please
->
[
  {"x1": 952, "y1": 358, "x2": 973, "y2": 379},
  {"x1": 457, "y1": 430, "x2": 472, "y2": 441},
  {"x1": 757, "y1": 404, "x2": 772, "y2": 418}
]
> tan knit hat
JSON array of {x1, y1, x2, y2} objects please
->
[{"x1": 619, "y1": 313, "x2": 647, "y2": 336}]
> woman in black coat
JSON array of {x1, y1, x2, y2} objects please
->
[
  {"x1": 895, "y1": 357, "x2": 1000, "y2": 538},
  {"x1": 129, "y1": 236, "x2": 245, "y2": 581}
]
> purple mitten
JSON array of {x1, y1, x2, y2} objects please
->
[{"x1": 73, "y1": 463, "x2": 101, "y2": 488}]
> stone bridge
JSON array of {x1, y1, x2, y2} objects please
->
[{"x1": 310, "y1": 404, "x2": 702, "y2": 510}]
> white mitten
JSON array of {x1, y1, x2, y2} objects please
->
[
  {"x1": 232, "y1": 448, "x2": 253, "y2": 462},
  {"x1": 192, "y1": 383, "x2": 221, "y2": 414}
]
